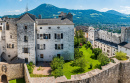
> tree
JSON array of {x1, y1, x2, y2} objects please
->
[
  {"x1": 50, "y1": 57, "x2": 64, "y2": 70},
  {"x1": 91, "y1": 48, "x2": 102, "y2": 59},
  {"x1": 85, "y1": 41, "x2": 92, "y2": 49},
  {"x1": 97, "y1": 53, "x2": 109, "y2": 66},
  {"x1": 115, "y1": 51, "x2": 127, "y2": 60},
  {"x1": 78, "y1": 29, "x2": 84, "y2": 38},
  {"x1": 50, "y1": 57, "x2": 64, "y2": 78},
  {"x1": 74, "y1": 48, "x2": 83, "y2": 59},
  {"x1": 74, "y1": 58, "x2": 87, "y2": 71}
]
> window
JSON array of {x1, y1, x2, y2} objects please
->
[
  {"x1": 1, "y1": 23, "x2": 2, "y2": 25},
  {"x1": 12, "y1": 44, "x2": 14, "y2": 48},
  {"x1": 37, "y1": 34, "x2": 39, "y2": 39},
  {"x1": 8, "y1": 55, "x2": 10, "y2": 57},
  {"x1": 40, "y1": 54, "x2": 44, "y2": 58},
  {"x1": 9, "y1": 44, "x2": 11, "y2": 48},
  {"x1": 25, "y1": 58, "x2": 28, "y2": 63},
  {"x1": 48, "y1": 27, "x2": 51, "y2": 29},
  {"x1": 10, "y1": 35, "x2": 12, "y2": 39},
  {"x1": 43, "y1": 34, "x2": 51, "y2": 39},
  {"x1": 40, "y1": 27, "x2": 42, "y2": 29},
  {"x1": 6, "y1": 22, "x2": 9, "y2": 30},
  {"x1": 55, "y1": 33, "x2": 63, "y2": 39},
  {"x1": 23, "y1": 48, "x2": 29, "y2": 53},
  {"x1": 57, "y1": 27, "x2": 60, "y2": 29},
  {"x1": 25, "y1": 26, "x2": 27, "y2": 29},
  {"x1": 7, "y1": 44, "x2": 9, "y2": 48},
  {"x1": 0, "y1": 26, "x2": 2, "y2": 30},
  {"x1": 107, "y1": 50, "x2": 110, "y2": 53},
  {"x1": 57, "y1": 54, "x2": 61, "y2": 58},
  {"x1": 24, "y1": 36, "x2": 28, "y2": 42},
  {"x1": 39, "y1": 44, "x2": 45, "y2": 50},
  {"x1": 37, "y1": 44, "x2": 39, "y2": 49},
  {"x1": 55, "y1": 44, "x2": 63, "y2": 50}
]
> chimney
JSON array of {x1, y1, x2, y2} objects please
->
[{"x1": 39, "y1": 15, "x2": 42, "y2": 19}]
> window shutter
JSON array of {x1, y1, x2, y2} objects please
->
[
  {"x1": 22, "y1": 48, "x2": 24, "y2": 53},
  {"x1": 55, "y1": 33, "x2": 57, "y2": 39},
  {"x1": 28, "y1": 48, "x2": 30, "y2": 53},
  {"x1": 49, "y1": 34, "x2": 51, "y2": 39},
  {"x1": 44, "y1": 44, "x2": 45, "y2": 49},
  {"x1": 61, "y1": 44, "x2": 63, "y2": 49},
  {"x1": 37, "y1": 34, "x2": 39, "y2": 39},
  {"x1": 61, "y1": 33, "x2": 63, "y2": 39},
  {"x1": 37, "y1": 44, "x2": 39, "y2": 49},
  {"x1": 55, "y1": 44, "x2": 57, "y2": 49}
]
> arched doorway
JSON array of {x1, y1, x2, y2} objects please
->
[{"x1": 1, "y1": 75, "x2": 7, "y2": 83}]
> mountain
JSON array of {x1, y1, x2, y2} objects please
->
[
  {"x1": 106, "y1": 10, "x2": 127, "y2": 16},
  {"x1": 2, "y1": 4, "x2": 130, "y2": 26}
]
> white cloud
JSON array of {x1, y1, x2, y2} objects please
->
[
  {"x1": 7, "y1": 10, "x2": 20, "y2": 12},
  {"x1": 100, "y1": 8, "x2": 114, "y2": 12},
  {"x1": 119, "y1": 6, "x2": 130, "y2": 14}
]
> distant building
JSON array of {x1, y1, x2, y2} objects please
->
[
  {"x1": 88, "y1": 27, "x2": 130, "y2": 57},
  {"x1": 0, "y1": 12, "x2": 74, "y2": 64}
]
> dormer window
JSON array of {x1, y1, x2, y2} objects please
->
[{"x1": 40, "y1": 27, "x2": 42, "y2": 29}]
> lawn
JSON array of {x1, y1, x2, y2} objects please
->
[
  {"x1": 63, "y1": 45, "x2": 101, "y2": 79},
  {"x1": 9, "y1": 78, "x2": 25, "y2": 83}
]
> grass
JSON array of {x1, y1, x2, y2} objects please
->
[
  {"x1": 9, "y1": 78, "x2": 25, "y2": 83},
  {"x1": 63, "y1": 45, "x2": 101, "y2": 79}
]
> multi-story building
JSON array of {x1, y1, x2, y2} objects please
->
[
  {"x1": 0, "y1": 12, "x2": 74, "y2": 64},
  {"x1": 88, "y1": 27, "x2": 130, "y2": 57}
]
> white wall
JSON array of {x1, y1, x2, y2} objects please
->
[{"x1": 36, "y1": 25, "x2": 74, "y2": 61}]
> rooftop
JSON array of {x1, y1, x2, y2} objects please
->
[
  {"x1": 36, "y1": 18, "x2": 74, "y2": 25},
  {"x1": 119, "y1": 42, "x2": 130, "y2": 49},
  {"x1": 95, "y1": 39, "x2": 118, "y2": 49}
]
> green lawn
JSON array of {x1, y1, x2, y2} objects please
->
[
  {"x1": 9, "y1": 78, "x2": 25, "y2": 83},
  {"x1": 63, "y1": 45, "x2": 100, "y2": 79}
]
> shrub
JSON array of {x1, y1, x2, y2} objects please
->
[
  {"x1": 89, "y1": 63, "x2": 93, "y2": 69},
  {"x1": 97, "y1": 53, "x2": 109, "y2": 66},
  {"x1": 115, "y1": 51, "x2": 127, "y2": 60},
  {"x1": 27, "y1": 62, "x2": 34, "y2": 74},
  {"x1": 91, "y1": 48, "x2": 102, "y2": 59},
  {"x1": 95, "y1": 64, "x2": 102, "y2": 69},
  {"x1": 85, "y1": 41, "x2": 92, "y2": 49},
  {"x1": 51, "y1": 68, "x2": 63, "y2": 78},
  {"x1": 80, "y1": 43, "x2": 83, "y2": 46},
  {"x1": 74, "y1": 48, "x2": 83, "y2": 59}
]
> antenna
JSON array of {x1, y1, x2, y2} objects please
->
[{"x1": 25, "y1": 3, "x2": 28, "y2": 12}]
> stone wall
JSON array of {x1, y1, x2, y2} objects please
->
[
  {"x1": 24, "y1": 64, "x2": 31, "y2": 83},
  {"x1": 23, "y1": 59, "x2": 130, "y2": 83},
  {"x1": 0, "y1": 62, "x2": 24, "y2": 82}
]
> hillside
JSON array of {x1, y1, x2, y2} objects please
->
[{"x1": 2, "y1": 4, "x2": 130, "y2": 26}]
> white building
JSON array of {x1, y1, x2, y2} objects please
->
[{"x1": 0, "y1": 12, "x2": 74, "y2": 64}]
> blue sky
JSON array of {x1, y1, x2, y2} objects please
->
[{"x1": 0, "y1": 0, "x2": 130, "y2": 16}]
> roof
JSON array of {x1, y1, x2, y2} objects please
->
[
  {"x1": 95, "y1": 39, "x2": 118, "y2": 49},
  {"x1": 75, "y1": 26, "x2": 89, "y2": 32},
  {"x1": 19, "y1": 13, "x2": 36, "y2": 21},
  {"x1": 36, "y1": 18, "x2": 74, "y2": 25},
  {"x1": 119, "y1": 42, "x2": 130, "y2": 49}
]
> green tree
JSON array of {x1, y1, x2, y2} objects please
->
[
  {"x1": 51, "y1": 68, "x2": 63, "y2": 78},
  {"x1": 91, "y1": 48, "x2": 102, "y2": 59},
  {"x1": 115, "y1": 51, "x2": 127, "y2": 60},
  {"x1": 97, "y1": 53, "x2": 109, "y2": 66},
  {"x1": 74, "y1": 48, "x2": 83, "y2": 59},
  {"x1": 50, "y1": 57, "x2": 64, "y2": 70},
  {"x1": 85, "y1": 41, "x2": 93, "y2": 49},
  {"x1": 78, "y1": 29, "x2": 84, "y2": 38}
]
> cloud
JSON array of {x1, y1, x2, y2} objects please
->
[
  {"x1": 7, "y1": 10, "x2": 21, "y2": 13},
  {"x1": 100, "y1": 8, "x2": 114, "y2": 12},
  {"x1": 119, "y1": 6, "x2": 130, "y2": 14}
]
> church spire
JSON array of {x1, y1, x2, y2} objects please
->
[{"x1": 25, "y1": 3, "x2": 28, "y2": 12}]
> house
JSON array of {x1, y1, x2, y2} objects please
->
[{"x1": 0, "y1": 12, "x2": 74, "y2": 64}]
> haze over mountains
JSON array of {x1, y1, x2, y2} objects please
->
[{"x1": 2, "y1": 4, "x2": 130, "y2": 26}]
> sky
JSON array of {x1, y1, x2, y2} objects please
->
[{"x1": 0, "y1": 0, "x2": 130, "y2": 16}]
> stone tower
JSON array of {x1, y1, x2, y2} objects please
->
[{"x1": 121, "y1": 27, "x2": 130, "y2": 43}]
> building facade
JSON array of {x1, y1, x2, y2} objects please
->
[
  {"x1": 0, "y1": 12, "x2": 74, "y2": 64},
  {"x1": 88, "y1": 27, "x2": 130, "y2": 57}
]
